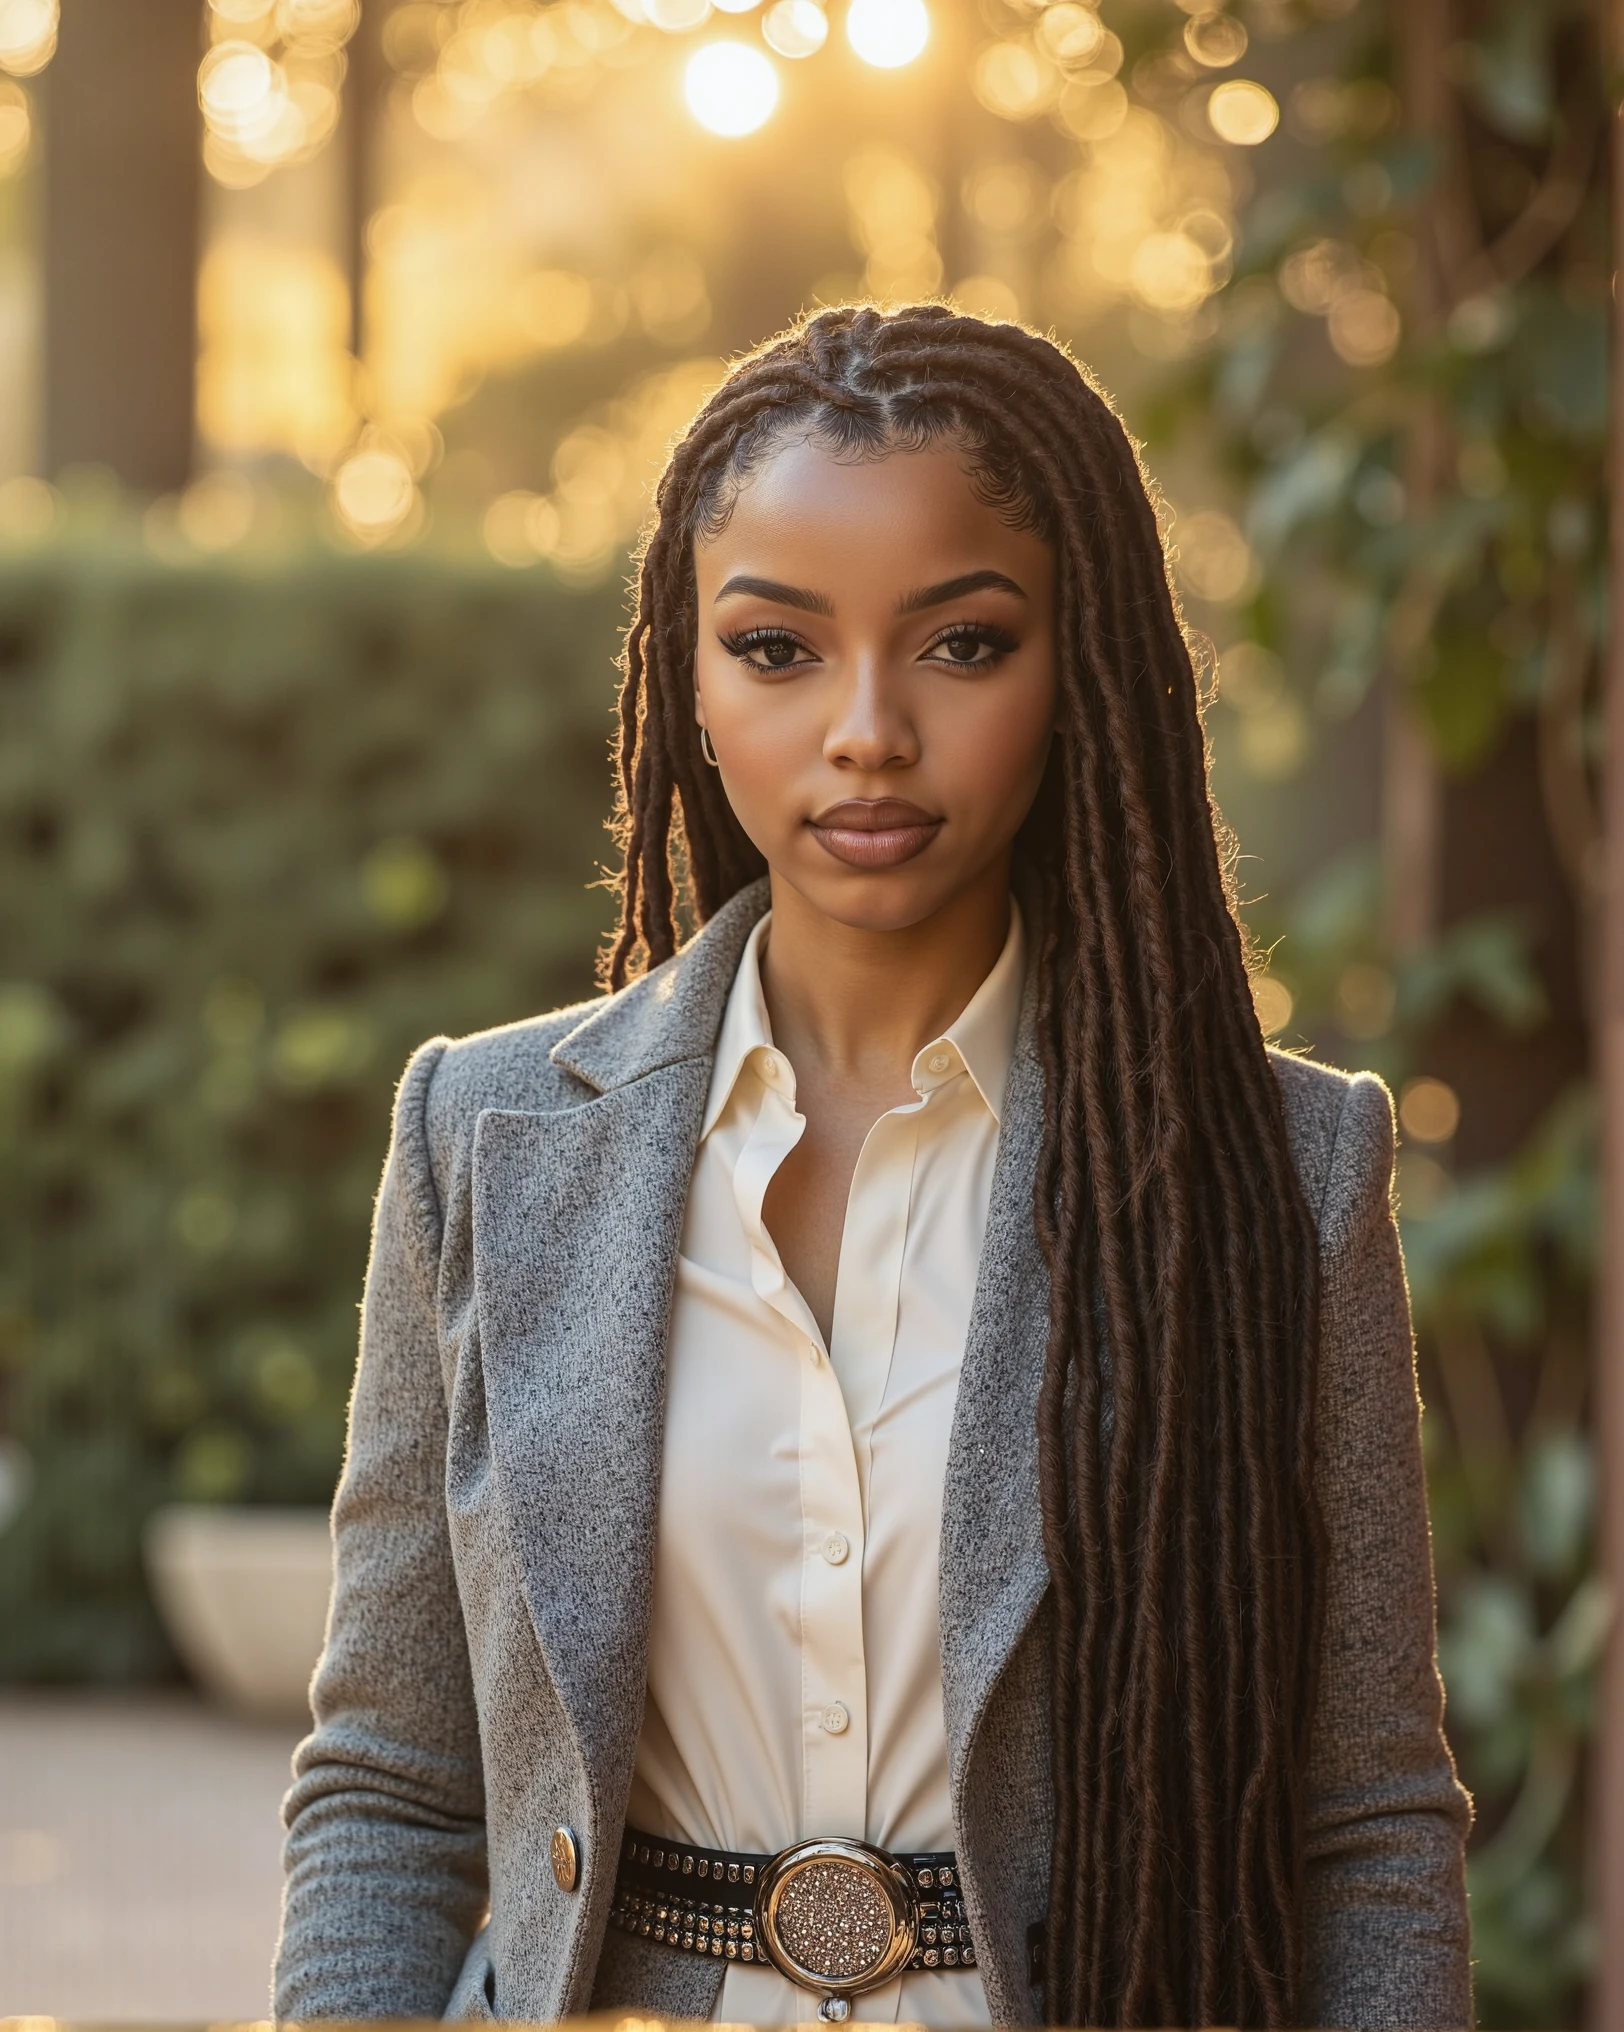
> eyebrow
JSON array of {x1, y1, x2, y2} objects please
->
[
  {"x1": 712, "y1": 566, "x2": 1029, "y2": 618},
  {"x1": 897, "y1": 570, "x2": 1028, "y2": 613},
  {"x1": 713, "y1": 574, "x2": 835, "y2": 615}
]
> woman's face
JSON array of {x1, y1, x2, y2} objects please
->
[{"x1": 691, "y1": 437, "x2": 1058, "y2": 934}]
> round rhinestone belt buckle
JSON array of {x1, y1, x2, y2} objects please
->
[{"x1": 754, "y1": 1838, "x2": 919, "y2": 2021}]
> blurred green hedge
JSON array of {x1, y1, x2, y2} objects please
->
[{"x1": 0, "y1": 542, "x2": 622, "y2": 1678}]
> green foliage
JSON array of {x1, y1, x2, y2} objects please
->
[
  {"x1": 0, "y1": 540, "x2": 622, "y2": 1679},
  {"x1": 1133, "y1": 0, "x2": 1609, "y2": 2022}
]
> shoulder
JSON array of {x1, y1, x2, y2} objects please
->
[
  {"x1": 1267, "y1": 1047, "x2": 1395, "y2": 1245},
  {"x1": 424, "y1": 997, "x2": 605, "y2": 1120},
  {"x1": 381, "y1": 996, "x2": 610, "y2": 1213}
]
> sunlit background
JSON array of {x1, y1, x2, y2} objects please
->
[{"x1": 0, "y1": 3, "x2": 1613, "y2": 2027}]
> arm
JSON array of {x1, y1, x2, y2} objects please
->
[
  {"x1": 273, "y1": 1040, "x2": 489, "y2": 2020},
  {"x1": 1302, "y1": 1073, "x2": 1474, "y2": 2030}
]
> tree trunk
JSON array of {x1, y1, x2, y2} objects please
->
[{"x1": 41, "y1": 0, "x2": 201, "y2": 492}]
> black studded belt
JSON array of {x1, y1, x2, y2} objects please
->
[{"x1": 609, "y1": 1824, "x2": 978, "y2": 2020}]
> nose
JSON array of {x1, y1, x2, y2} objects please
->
[{"x1": 823, "y1": 653, "x2": 919, "y2": 773}]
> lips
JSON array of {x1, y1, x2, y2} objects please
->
[{"x1": 808, "y1": 798, "x2": 944, "y2": 870}]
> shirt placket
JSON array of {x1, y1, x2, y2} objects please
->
[{"x1": 726, "y1": 1054, "x2": 870, "y2": 1843}]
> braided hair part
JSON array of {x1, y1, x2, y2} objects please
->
[{"x1": 604, "y1": 304, "x2": 1324, "y2": 2029}]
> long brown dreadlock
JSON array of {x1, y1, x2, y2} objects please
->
[{"x1": 605, "y1": 304, "x2": 1324, "y2": 2029}]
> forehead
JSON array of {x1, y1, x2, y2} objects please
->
[{"x1": 692, "y1": 436, "x2": 1048, "y2": 584}]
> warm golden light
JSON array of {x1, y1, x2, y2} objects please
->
[
  {"x1": 647, "y1": 0, "x2": 711, "y2": 30},
  {"x1": 1034, "y1": 4, "x2": 1104, "y2": 67},
  {"x1": 331, "y1": 444, "x2": 420, "y2": 543},
  {"x1": 1327, "y1": 288, "x2": 1401, "y2": 365},
  {"x1": 1206, "y1": 78, "x2": 1279, "y2": 145},
  {"x1": 684, "y1": 39, "x2": 779, "y2": 135},
  {"x1": 1400, "y1": 1077, "x2": 1462, "y2": 1145},
  {"x1": 0, "y1": 0, "x2": 56, "y2": 77},
  {"x1": 1250, "y1": 975, "x2": 1293, "y2": 1038},
  {"x1": 196, "y1": 237, "x2": 355, "y2": 465},
  {"x1": 973, "y1": 42, "x2": 1054, "y2": 121},
  {"x1": 199, "y1": 41, "x2": 280, "y2": 138},
  {"x1": 763, "y1": 0, "x2": 828, "y2": 58},
  {"x1": 0, "y1": 76, "x2": 29, "y2": 174},
  {"x1": 846, "y1": 0, "x2": 928, "y2": 70},
  {"x1": 1172, "y1": 508, "x2": 1255, "y2": 602},
  {"x1": 1183, "y1": 9, "x2": 1248, "y2": 68},
  {"x1": 713, "y1": 0, "x2": 762, "y2": 11}
]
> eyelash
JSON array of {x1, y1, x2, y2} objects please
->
[{"x1": 718, "y1": 621, "x2": 1019, "y2": 673}]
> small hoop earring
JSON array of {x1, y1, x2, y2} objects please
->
[{"x1": 699, "y1": 727, "x2": 719, "y2": 768}]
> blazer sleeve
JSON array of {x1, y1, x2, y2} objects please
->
[
  {"x1": 272, "y1": 1039, "x2": 489, "y2": 2020},
  {"x1": 1301, "y1": 1071, "x2": 1474, "y2": 2029}
]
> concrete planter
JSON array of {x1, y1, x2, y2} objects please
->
[{"x1": 144, "y1": 1504, "x2": 332, "y2": 1724}]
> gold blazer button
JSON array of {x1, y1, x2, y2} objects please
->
[{"x1": 551, "y1": 1825, "x2": 581, "y2": 1892}]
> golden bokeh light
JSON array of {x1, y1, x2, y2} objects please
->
[
  {"x1": 196, "y1": 237, "x2": 356, "y2": 466},
  {"x1": 331, "y1": 443, "x2": 421, "y2": 544},
  {"x1": 1250, "y1": 975, "x2": 1294, "y2": 1039},
  {"x1": 1400, "y1": 1077, "x2": 1462, "y2": 1146},
  {"x1": 1327, "y1": 287, "x2": 1401, "y2": 366},
  {"x1": 199, "y1": 42, "x2": 282, "y2": 140},
  {"x1": 0, "y1": 77, "x2": 30, "y2": 175},
  {"x1": 200, "y1": 0, "x2": 356, "y2": 183},
  {"x1": 713, "y1": 0, "x2": 763, "y2": 11},
  {"x1": 1183, "y1": 9, "x2": 1247, "y2": 69},
  {"x1": 950, "y1": 273, "x2": 1020, "y2": 322},
  {"x1": 763, "y1": 0, "x2": 828, "y2": 58},
  {"x1": 1129, "y1": 230, "x2": 1214, "y2": 316},
  {"x1": 962, "y1": 158, "x2": 1045, "y2": 237},
  {"x1": 483, "y1": 357, "x2": 725, "y2": 582},
  {"x1": 684, "y1": 39, "x2": 779, "y2": 134},
  {"x1": 647, "y1": 0, "x2": 712, "y2": 31},
  {"x1": 176, "y1": 470, "x2": 260, "y2": 553},
  {"x1": 846, "y1": 0, "x2": 929, "y2": 71},
  {"x1": 1034, "y1": 4, "x2": 1105, "y2": 68},
  {"x1": 973, "y1": 42, "x2": 1054, "y2": 122},
  {"x1": 1054, "y1": 73, "x2": 1127, "y2": 141},
  {"x1": 1172, "y1": 507, "x2": 1255, "y2": 603},
  {"x1": 515, "y1": 269, "x2": 596, "y2": 350},
  {"x1": 845, "y1": 144, "x2": 941, "y2": 301},
  {"x1": 0, "y1": 0, "x2": 56, "y2": 78},
  {"x1": 1206, "y1": 78, "x2": 1279, "y2": 145}
]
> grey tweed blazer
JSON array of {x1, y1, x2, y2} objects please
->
[{"x1": 272, "y1": 880, "x2": 1472, "y2": 2029}]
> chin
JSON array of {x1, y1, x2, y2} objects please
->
[{"x1": 777, "y1": 859, "x2": 969, "y2": 935}]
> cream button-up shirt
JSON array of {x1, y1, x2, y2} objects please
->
[{"x1": 626, "y1": 901, "x2": 1025, "y2": 2028}]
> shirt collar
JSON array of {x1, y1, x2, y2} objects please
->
[
  {"x1": 700, "y1": 896, "x2": 1026, "y2": 1140},
  {"x1": 920, "y1": 894, "x2": 1025, "y2": 1123}
]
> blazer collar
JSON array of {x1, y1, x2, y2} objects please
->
[{"x1": 548, "y1": 879, "x2": 773, "y2": 1094}]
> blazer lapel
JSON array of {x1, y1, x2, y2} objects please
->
[
  {"x1": 472, "y1": 1068, "x2": 710, "y2": 1784},
  {"x1": 469, "y1": 882, "x2": 771, "y2": 1789},
  {"x1": 939, "y1": 1032, "x2": 1054, "y2": 1795}
]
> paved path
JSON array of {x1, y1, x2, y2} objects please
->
[{"x1": 0, "y1": 1691, "x2": 300, "y2": 2019}]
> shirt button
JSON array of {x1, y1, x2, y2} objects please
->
[
  {"x1": 927, "y1": 1050, "x2": 950, "y2": 1074},
  {"x1": 822, "y1": 1532, "x2": 850, "y2": 1566},
  {"x1": 820, "y1": 1702, "x2": 850, "y2": 1735}
]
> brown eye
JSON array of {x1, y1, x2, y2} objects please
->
[
  {"x1": 942, "y1": 632, "x2": 983, "y2": 663},
  {"x1": 762, "y1": 637, "x2": 800, "y2": 667}
]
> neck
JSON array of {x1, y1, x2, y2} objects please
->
[{"x1": 759, "y1": 857, "x2": 1013, "y2": 1088}]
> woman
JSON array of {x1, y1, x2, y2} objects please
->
[{"x1": 273, "y1": 306, "x2": 1471, "y2": 2030}]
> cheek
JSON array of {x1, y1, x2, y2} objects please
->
[{"x1": 933, "y1": 665, "x2": 1056, "y2": 804}]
